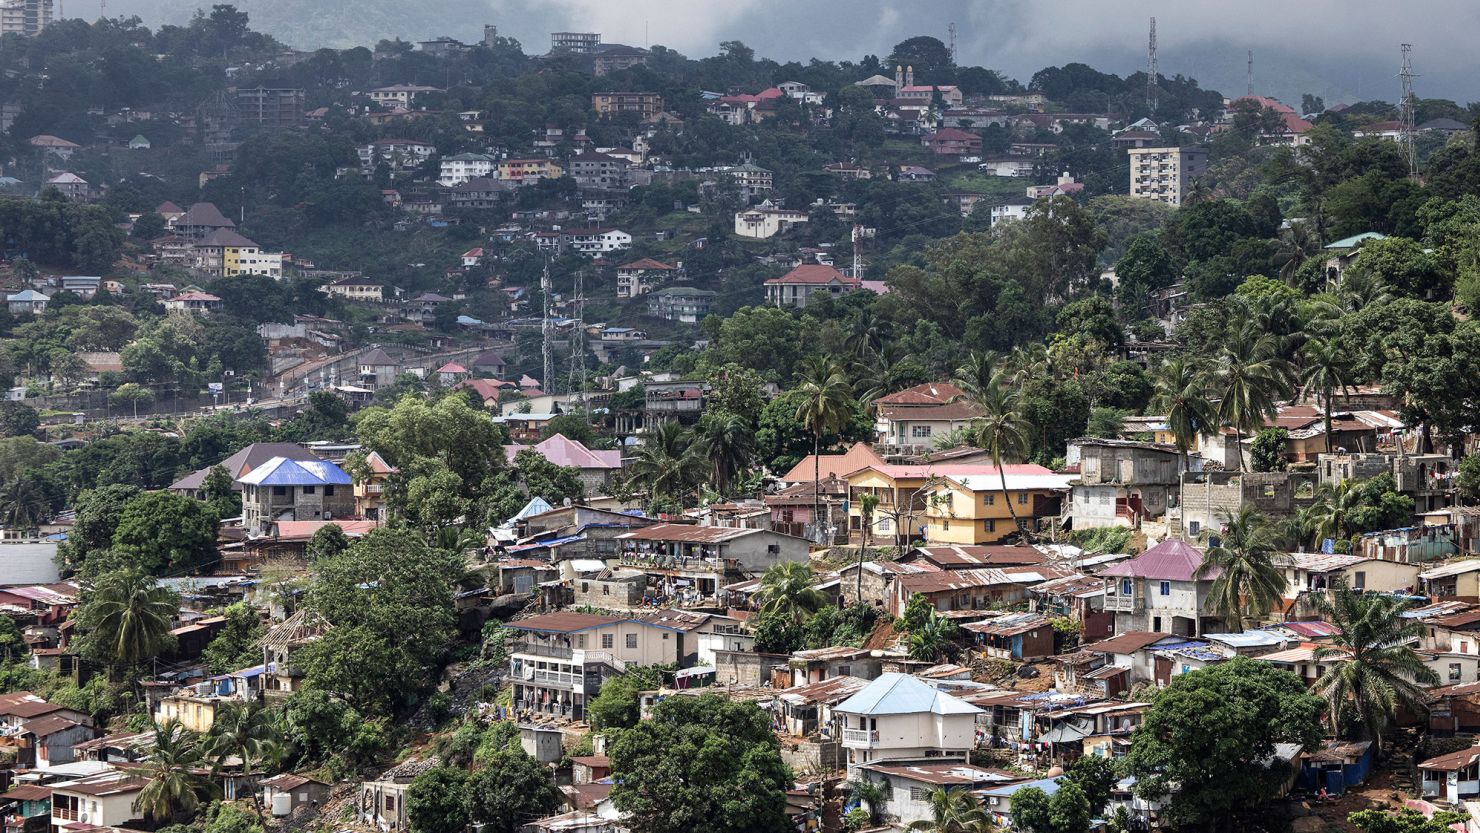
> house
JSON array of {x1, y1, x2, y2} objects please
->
[
  {"x1": 358, "y1": 138, "x2": 436, "y2": 173},
  {"x1": 355, "y1": 348, "x2": 400, "y2": 388},
  {"x1": 964, "y1": 613, "x2": 1057, "y2": 660},
  {"x1": 1280, "y1": 551, "x2": 1419, "y2": 601},
  {"x1": 0, "y1": 782, "x2": 51, "y2": 830},
  {"x1": 897, "y1": 165, "x2": 937, "y2": 181},
  {"x1": 616, "y1": 524, "x2": 810, "y2": 603},
  {"x1": 925, "y1": 128, "x2": 982, "y2": 157},
  {"x1": 173, "y1": 202, "x2": 236, "y2": 240},
  {"x1": 1067, "y1": 437, "x2": 1183, "y2": 529},
  {"x1": 854, "y1": 762, "x2": 1017, "y2": 827},
  {"x1": 872, "y1": 382, "x2": 983, "y2": 456},
  {"x1": 1422, "y1": 560, "x2": 1480, "y2": 602},
  {"x1": 470, "y1": 349, "x2": 506, "y2": 378},
  {"x1": 567, "y1": 150, "x2": 631, "y2": 191},
  {"x1": 764, "y1": 478, "x2": 847, "y2": 541},
  {"x1": 18, "y1": 715, "x2": 95, "y2": 769},
  {"x1": 261, "y1": 609, "x2": 329, "y2": 698},
  {"x1": 460, "y1": 248, "x2": 484, "y2": 268},
  {"x1": 615, "y1": 258, "x2": 677, "y2": 299},
  {"x1": 169, "y1": 442, "x2": 322, "y2": 499},
  {"x1": 29, "y1": 134, "x2": 79, "y2": 159},
  {"x1": 566, "y1": 227, "x2": 632, "y2": 257},
  {"x1": 734, "y1": 201, "x2": 808, "y2": 239},
  {"x1": 1175, "y1": 470, "x2": 1318, "y2": 539},
  {"x1": 723, "y1": 162, "x2": 773, "y2": 198},
  {"x1": 360, "y1": 757, "x2": 440, "y2": 831},
  {"x1": 1100, "y1": 539, "x2": 1223, "y2": 636},
  {"x1": 763, "y1": 264, "x2": 860, "y2": 309},
  {"x1": 920, "y1": 470, "x2": 1074, "y2": 544},
  {"x1": 498, "y1": 158, "x2": 564, "y2": 183},
  {"x1": 504, "y1": 434, "x2": 622, "y2": 494},
  {"x1": 1066, "y1": 631, "x2": 1182, "y2": 694},
  {"x1": 163, "y1": 290, "x2": 223, "y2": 315},
  {"x1": 1127, "y1": 146, "x2": 1209, "y2": 206},
  {"x1": 824, "y1": 162, "x2": 872, "y2": 179},
  {"x1": 189, "y1": 229, "x2": 282, "y2": 278},
  {"x1": 789, "y1": 647, "x2": 882, "y2": 687},
  {"x1": 890, "y1": 65, "x2": 963, "y2": 107},
  {"x1": 237, "y1": 456, "x2": 355, "y2": 536},
  {"x1": 591, "y1": 91, "x2": 664, "y2": 117},
  {"x1": 989, "y1": 196, "x2": 1035, "y2": 226},
  {"x1": 44, "y1": 172, "x2": 94, "y2": 201},
  {"x1": 646, "y1": 286, "x2": 716, "y2": 323},
  {"x1": 1420, "y1": 745, "x2": 1480, "y2": 805},
  {"x1": 367, "y1": 84, "x2": 441, "y2": 107},
  {"x1": 505, "y1": 612, "x2": 681, "y2": 720},
  {"x1": 49, "y1": 770, "x2": 147, "y2": 831},
  {"x1": 260, "y1": 773, "x2": 330, "y2": 816},
  {"x1": 782, "y1": 443, "x2": 887, "y2": 487},
  {"x1": 978, "y1": 157, "x2": 1036, "y2": 177},
  {"x1": 1027, "y1": 172, "x2": 1086, "y2": 198},
  {"x1": 773, "y1": 675, "x2": 870, "y2": 739},
  {"x1": 436, "y1": 361, "x2": 470, "y2": 386},
  {"x1": 439, "y1": 152, "x2": 497, "y2": 187},
  {"x1": 6, "y1": 290, "x2": 48, "y2": 314},
  {"x1": 833, "y1": 673, "x2": 983, "y2": 769},
  {"x1": 353, "y1": 450, "x2": 396, "y2": 522},
  {"x1": 322, "y1": 276, "x2": 384, "y2": 303},
  {"x1": 1029, "y1": 573, "x2": 1114, "y2": 642}
]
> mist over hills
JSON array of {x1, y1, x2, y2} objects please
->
[{"x1": 101, "y1": 0, "x2": 1475, "y2": 108}]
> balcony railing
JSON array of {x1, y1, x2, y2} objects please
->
[
  {"x1": 841, "y1": 728, "x2": 879, "y2": 746},
  {"x1": 513, "y1": 641, "x2": 574, "y2": 659},
  {"x1": 1103, "y1": 593, "x2": 1142, "y2": 612}
]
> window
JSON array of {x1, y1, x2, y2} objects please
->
[
  {"x1": 302, "y1": 485, "x2": 315, "y2": 495},
  {"x1": 602, "y1": 585, "x2": 610, "y2": 596},
  {"x1": 1451, "y1": 663, "x2": 1464, "y2": 682},
  {"x1": 911, "y1": 425, "x2": 932, "y2": 438},
  {"x1": 272, "y1": 486, "x2": 287, "y2": 496},
  {"x1": 1353, "y1": 571, "x2": 1366, "y2": 590},
  {"x1": 1159, "y1": 581, "x2": 1170, "y2": 596},
  {"x1": 985, "y1": 494, "x2": 995, "y2": 505},
  {"x1": 1153, "y1": 616, "x2": 1162, "y2": 631},
  {"x1": 1121, "y1": 579, "x2": 1133, "y2": 595},
  {"x1": 942, "y1": 520, "x2": 949, "y2": 531},
  {"x1": 601, "y1": 633, "x2": 614, "y2": 649},
  {"x1": 324, "y1": 485, "x2": 336, "y2": 496},
  {"x1": 1017, "y1": 492, "x2": 1028, "y2": 505},
  {"x1": 985, "y1": 519, "x2": 995, "y2": 532},
  {"x1": 839, "y1": 665, "x2": 851, "y2": 676},
  {"x1": 385, "y1": 796, "x2": 396, "y2": 812},
  {"x1": 626, "y1": 633, "x2": 638, "y2": 649},
  {"x1": 910, "y1": 787, "x2": 929, "y2": 801},
  {"x1": 768, "y1": 544, "x2": 780, "y2": 554},
  {"x1": 662, "y1": 633, "x2": 669, "y2": 640}
]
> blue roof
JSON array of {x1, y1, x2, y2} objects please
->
[
  {"x1": 8, "y1": 290, "x2": 49, "y2": 301},
  {"x1": 834, "y1": 673, "x2": 983, "y2": 717},
  {"x1": 981, "y1": 777, "x2": 1062, "y2": 798},
  {"x1": 237, "y1": 456, "x2": 351, "y2": 486},
  {"x1": 509, "y1": 534, "x2": 584, "y2": 553}
]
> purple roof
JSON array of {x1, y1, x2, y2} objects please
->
[{"x1": 1099, "y1": 539, "x2": 1219, "y2": 581}]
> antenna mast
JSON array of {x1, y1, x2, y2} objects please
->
[
  {"x1": 1400, "y1": 43, "x2": 1419, "y2": 178},
  {"x1": 541, "y1": 257, "x2": 553, "y2": 395},
  {"x1": 567, "y1": 267, "x2": 586, "y2": 404},
  {"x1": 1247, "y1": 50, "x2": 1254, "y2": 96},
  {"x1": 1146, "y1": 17, "x2": 1158, "y2": 116},
  {"x1": 948, "y1": 22, "x2": 957, "y2": 64},
  {"x1": 851, "y1": 224, "x2": 862, "y2": 283}
]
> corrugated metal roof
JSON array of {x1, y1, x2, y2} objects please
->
[
  {"x1": 237, "y1": 457, "x2": 351, "y2": 486},
  {"x1": 834, "y1": 673, "x2": 983, "y2": 717}
]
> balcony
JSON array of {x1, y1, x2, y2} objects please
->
[
  {"x1": 513, "y1": 641, "x2": 574, "y2": 660},
  {"x1": 842, "y1": 728, "x2": 880, "y2": 747},
  {"x1": 1103, "y1": 592, "x2": 1143, "y2": 612}
]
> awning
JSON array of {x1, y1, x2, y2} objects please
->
[{"x1": 675, "y1": 666, "x2": 715, "y2": 679}]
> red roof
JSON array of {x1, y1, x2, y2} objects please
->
[
  {"x1": 1099, "y1": 539, "x2": 1218, "y2": 582},
  {"x1": 437, "y1": 362, "x2": 468, "y2": 374},
  {"x1": 847, "y1": 462, "x2": 1052, "y2": 480},
  {"x1": 876, "y1": 382, "x2": 966, "y2": 407},
  {"x1": 765, "y1": 264, "x2": 856, "y2": 287},
  {"x1": 1081, "y1": 631, "x2": 1177, "y2": 655},
  {"x1": 781, "y1": 442, "x2": 886, "y2": 483},
  {"x1": 505, "y1": 434, "x2": 622, "y2": 470},
  {"x1": 931, "y1": 128, "x2": 981, "y2": 142},
  {"x1": 618, "y1": 258, "x2": 676, "y2": 271}
]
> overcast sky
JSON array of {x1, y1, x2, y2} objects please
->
[{"x1": 110, "y1": 0, "x2": 1480, "y2": 104}]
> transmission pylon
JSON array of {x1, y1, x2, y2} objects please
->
[
  {"x1": 1146, "y1": 17, "x2": 1158, "y2": 116},
  {"x1": 1400, "y1": 43, "x2": 1419, "y2": 178},
  {"x1": 541, "y1": 257, "x2": 553, "y2": 394}
]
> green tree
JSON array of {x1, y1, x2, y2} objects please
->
[
  {"x1": 794, "y1": 356, "x2": 854, "y2": 534},
  {"x1": 1009, "y1": 780, "x2": 1089, "y2": 833},
  {"x1": 110, "y1": 491, "x2": 220, "y2": 575},
  {"x1": 60, "y1": 484, "x2": 143, "y2": 573},
  {"x1": 513, "y1": 448, "x2": 584, "y2": 506},
  {"x1": 907, "y1": 609, "x2": 958, "y2": 662},
  {"x1": 464, "y1": 749, "x2": 560, "y2": 833},
  {"x1": 1249, "y1": 427, "x2": 1289, "y2": 472},
  {"x1": 1197, "y1": 506, "x2": 1286, "y2": 631},
  {"x1": 408, "y1": 767, "x2": 470, "y2": 833},
  {"x1": 610, "y1": 695, "x2": 791, "y2": 833},
  {"x1": 205, "y1": 701, "x2": 280, "y2": 822},
  {"x1": 134, "y1": 718, "x2": 216, "y2": 822},
  {"x1": 752, "y1": 561, "x2": 826, "y2": 625},
  {"x1": 911, "y1": 786, "x2": 990, "y2": 832},
  {"x1": 1350, "y1": 809, "x2": 1470, "y2": 833},
  {"x1": 1204, "y1": 330, "x2": 1291, "y2": 471},
  {"x1": 954, "y1": 359, "x2": 1033, "y2": 539},
  {"x1": 1458, "y1": 456, "x2": 1480, "y2": 503},
  {"x1": 1126, "y1": 657, "x2": 1324, "y2": 830},
  {"x1": 1346, "y1": 236, "x2": 1445, "y2": 300},
  {"x1": 280, "y1": 689, "x2": 387, "y2": 770},
  {"x1": 1064, "y1": 754, "x2": 1117, "y2": 817},
  {"x1": 695, "y1": 410, "x2": 755, "y2": 496},
  {"x1": 306, "y1": 523, "x2": 350, "y2": 563},
  {"x1": 1313, "y1": 584, "x2": 1437, "y2": 753},
  {"x1": 109, "y1": 383, "x2": 155, "y2": 417},
  {"x1": 1298, "y1": 336, "x2": 1355, "y2": 453},
  {"x1": 75, "y1": 569, "x2": 178, "y2": 669},
  {"x1": 202, "y1": 801, "x2": 264, "y2": 833},
  {"x1": 539, "y1": 413, "x2": 597, "y2": 445},
  {"x1": 0, "y1": 401, "x2": 39, "y2": 437},
  {"x1": 201, "y1": 602, "x2": 264, "y2": 674},
  {"x1": 587, "y1": 666, "x2": 667, "y2": 731},
  {"x1": 626, "y1": 421, "x2": 705, "y2": 512}
]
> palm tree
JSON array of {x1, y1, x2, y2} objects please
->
[
  {"x1": 1298, "y1": 336, "x2": 1355, "y2": 453},
  {"x1": 907, "y1": 786, "x2": 991, "y2": 833},
  {"x1": 955, "y1": 363, "x2": 1033, "y2": 541},
  {"x1": 1276, "y1": 220, "x2": 1321, "y2": 286},
  {"x1": 1151, "y1": 356, "x2": 1214, "y2": 497},
  {"x1": 0, "y1": 477, "x2": 48, "y2": 532},
  {"x1": 1308, "y1": 480, "x2": 1363, "y2": 549},
  {"x1": 695, "y1": 411, "x2": 755, "y2": 496},
  {"x1": 134, "y1": 718, "x2": 216, "y2": 822},
  {"x1": 1204, "y1": 330, "x2": 1292, "y2": 471},
  {"x1": 854, "y1": 343, "x2": 927, "y2": 411},
  {"x1": 206, "y1": 701, "x2": 281, "y2": 822},
  {"x1": 855, "y1": 493, "x2": 880, "y2": 604},
  {"x1": 78, "y1": 570, "x2": 177, "y2": 668},
  {"x1": 752, "y1": 561, "x2": 825, "y2": 624},
  {"x1": 794, "y1": 356, "x2": 854, "y2": 540},
  {"x1": 907, "y1": 610, "x2": 958, "y2": 662},
  {"x1": 1196, "y1": 506, "x2": 1285, "y2": 632},
  {"x1": 1313, "y1": 584, "x2": 1438, "y2": 753},
  {"x1": 626, "y1": 421, "x2": 706, "y2": 512},
  {"x1": 847, "y1": 778, "x2": 890, "y2": 827}
]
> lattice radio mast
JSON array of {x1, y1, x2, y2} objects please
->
[
  {"x1": 1146, "y1": 17, "x2": 1159, "y2": 115},
  {"x1": 1400, "y1": 43, "x2": 1419, "y2": 178},
  {"x1": 1247, "y1": 50, "x2": 1254, "y2": 96},
  {"x1": 948, "y1": 22, "x2": 957, "y2": 64},
  {"x1": 540, "y1": 257, "x2": 553, "y2": 394},
  {"x1": 567, "y1": 268, "x2": 587, "y2": 404}
]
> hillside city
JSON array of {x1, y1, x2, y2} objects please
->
[{"x1": 5, "y1": 5, "x2": 1480, "y2": 833}]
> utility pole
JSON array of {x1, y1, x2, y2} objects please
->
[
  {"x1": 541, "y1": 257, "x2": 553, "y2": 394},
  {"x1": 1400, "y1": 43, "x2": 1419, "y2": 179},
  {"x1": 1146, "y1": 17, "x2": 1158, "y2": 116},
  {"x1": 1247, "y1": 50, "x2": 1254, "y2": 96}
]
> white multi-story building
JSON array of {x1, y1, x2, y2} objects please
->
[
  {"x1": 366, "y1": 84, "x2": 441, "y2": 107},
  {"x1": 506, "y1": 612, "x2": 681, "y2": 721},
  {"x1": 734, "y1": 201, "x2": 808, "y2": 239},
  {"x1": 834, "y1": 673, "x2": 983, "y2": 770},
  {"x1": 438, "y1": 152, "x2": 497, "y2": 186},
  {"x1": 0, "y1": 0, "x2": 51, "y2": 37},
  {"x1": 358, "y1": 139, "x2": 436, "y2": 173},
  {"x1": 565, "y1": 227, "x2": 632, "y2": 257},
  {"x1": 1128, "y1": 146, "x2": 1209, "y2": 206}
]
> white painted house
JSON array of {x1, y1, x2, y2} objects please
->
[{"x1": 833, "y1": 673, "x2": 982, "y2": 770}]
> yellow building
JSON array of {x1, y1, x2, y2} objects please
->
[
  {"x1": 497, "y1": 158, "x2": 563, "y2": 182},
  {"x1": 846, "y1": 463, "x2": 1072, "y2": 546},
  {"x1": 354, "y1": 450, "x2": 396, "y2": 521}
]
